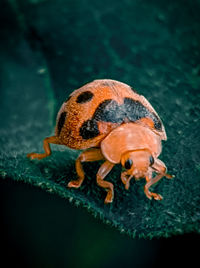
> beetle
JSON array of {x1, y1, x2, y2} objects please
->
[{"x1": 27, "y1": 79, "x2": 173, "y2": 203}]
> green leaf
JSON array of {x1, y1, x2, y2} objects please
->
[{"x1": 1, "y1": 0, "x2": 200, "y2": 238}]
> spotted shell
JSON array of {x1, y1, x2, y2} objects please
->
[{"x1": 55, "y1": 79, "x2": 167, "y2": 150}]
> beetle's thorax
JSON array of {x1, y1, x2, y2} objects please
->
[{"x1": 101, "y1": 122, "x2": 162, "y2": 164}]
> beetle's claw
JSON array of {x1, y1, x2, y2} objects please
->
[
  {"x1": 165, "y1": 173, "x2": 175, "y2": 179},
  {"x1": 144, "y1": 187, "x2": 163, "y2": 201},
  {"x1": 104, "y1": 190, "x2": 114, "y2": 204},
  {"x1": 68, "y1": 179, "x2": 83, "y2": 188},
  {"x1": 152, "y1": 193, "x2": 163, "y2": 200},
  {"x1": 27, "y1": 153, "x2": 41, "y2": 160}
]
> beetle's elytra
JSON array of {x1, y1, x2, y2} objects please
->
[{"x1": 27, "y1": 79, "x2": 173, "y2": 203}]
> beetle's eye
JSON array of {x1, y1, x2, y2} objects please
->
[
  {"x1": 124, "y1": 159, "x2": 133, "y2": 169},
  {"x1": 149, "y1": 155, "x2": 154, "y2": 166}
]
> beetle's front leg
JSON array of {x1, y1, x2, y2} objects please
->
[
  {"x1": 152, "y1": 159, "x2": 174, "y2": 179},
  {"x1": 144, "y1": 159, "x2": 174, "y2": 200},
  {"x1": 121, "y1": 171, "x2": 133, "y2": 190},
  {"x1": 96, "y1": 161, "x2": 115, "y2": 204},
  {"x1": 144, "y1": 173, "x2": 164, "y2": 200}
]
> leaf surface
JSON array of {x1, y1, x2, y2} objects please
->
[{"x1": 1, "y1": 0, "x2": 200, "y2": 238}]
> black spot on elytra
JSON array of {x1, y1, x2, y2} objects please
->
[
  {"x1": 152, "y1": 112, "x2": 162, "y2": 130},
  {"x1": 76, "y1": 91, "x2": 94, "y2": 104},
  {"x1": 93, "y1": 99, "x2": 120, "y2": 122},
  {"x1": 79, "y1": 119, "x2": 99, "y2": 139},
  {"x1": 79, "y1": 97, "x2": 162, "y2": 139},
  {"x1": 124, "y1": 98, "x2": 162, "y2": 130},
  {"x1": 123, "y1": 98, "x2": 151, "y2": 122},
  {"x1": 57, "y1": 112, "x2": 67, "y2": 135}
]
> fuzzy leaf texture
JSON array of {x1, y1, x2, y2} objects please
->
[{"x1": 0, "y1": 0, "x2": 200, "y2": 238}]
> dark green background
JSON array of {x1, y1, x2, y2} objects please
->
[{"x1": 1, "y1": 0, "x2": 200, "y2": 267}]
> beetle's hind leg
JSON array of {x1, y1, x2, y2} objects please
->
[
  {"x1": 68, "y1": 148, "x2": 104, "y2": 189},
  {"x1": 27, "y1": 136, "x2": 60, "y2": 160}
]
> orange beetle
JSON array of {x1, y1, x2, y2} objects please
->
[{"x1": 27, "y1": 79, "x2": 173, "y2": 203}]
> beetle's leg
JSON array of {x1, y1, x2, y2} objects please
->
[
  {"x1": 144, "y1": 174, "x2": 164, "y2": 200},
  {"x1": 68, "y1": 148, "x2": 104, "y2": 188},
  {"x1": 121, "y1": 171, "x2": 133, "y2": 190},
  {"x1": 144, "y1": 159, "x2": 174, "y2": 200},
  {"x1": 27, "y1": 136, "x2": 60, "y2": 160},
  {"x1": 96, "y1": 161, "x2": 115, "y2": 204},
  {"x1": 121, "y1": 171, "x2": 128, "y2": 187},
  {"x1": 152, "y1": 159, "x2": 174, "y2": 179}
]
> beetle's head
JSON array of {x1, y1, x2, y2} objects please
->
[{"x1": 121, "y1": 149, "x2": 154, "y2": 179}]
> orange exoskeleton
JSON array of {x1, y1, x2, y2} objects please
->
[{"x1": 27, "y1": 79, "x2": 173, "y2": 203}]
